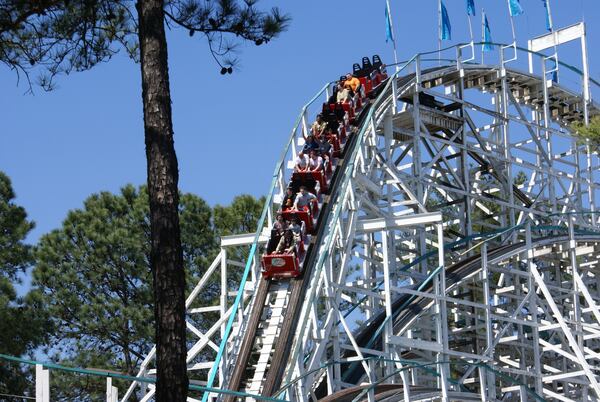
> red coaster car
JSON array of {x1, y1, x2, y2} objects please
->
[
  {"x1": 292, "y1": 171, "x2": 328, "y2": 194},
  {"x1": 262, "y1": 253, "x2": 301, "y2": 279},
  {"x1": 358, "y1": 77, "x2": 372, "y2": 98},
  {"x1": 282, "y1": 208, "x2": 315, "y2": 234}
]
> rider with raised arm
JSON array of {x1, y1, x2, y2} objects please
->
[
  {"x1": 303, "y1": 135, "x2": 321, "y2": 154},
  {"x1": 310, "y1": 114, "x2": 328, "y2": 140}
]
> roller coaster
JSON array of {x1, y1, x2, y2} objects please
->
[{"x1": 108, "y1": 24, "x2": 600, "y2": 402}]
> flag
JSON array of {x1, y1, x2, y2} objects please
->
[
  {"x1": 483, "y1": 11, "x2": 494, "y2": 51},
  {"x1": 508, "y1": 0, "x2": 523, "y2": 17},
  {"x1": 466, "y1": 0, "x2": 476, "y2": 16},
  {"x1": 441, "y1": 0, "x2": 452, "y2": 40},
  {"x1": 541, "y1": 0, "x2": 552, "y2": 31},
  {"x1": 385, "y1": 3, "x2": 394, "y2": 43}
]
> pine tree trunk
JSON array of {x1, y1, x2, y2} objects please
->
[{"x1": 137, "y1": 0, "x2": 188, "y2": 400}]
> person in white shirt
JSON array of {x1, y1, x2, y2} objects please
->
[
  {"x1": 307, "y1": 149, "x2": 323, "y2": 172},
  {"x1": 336, "y1": 82, "x2": 351, "y2": 103},
  {"x1": 293, "y1": 186, "x2": 317, "y2": 211},
  {"x1": 295, "y1": 152, "x2": 309, "y2": 172}
]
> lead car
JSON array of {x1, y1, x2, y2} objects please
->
[{"x1": 262, "y1": 253, "x2": 301, "y2": 278}]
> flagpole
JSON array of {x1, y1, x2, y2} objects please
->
[
  {"x1": 481, "y1": 9, "x2": 485, "y2": 64},
  {"x1": 385, "y1": 0, "x2": 400, "y2": 72},
  {"x1": 546, "y1": 0, "x2": 554, "y2": 30},
  {"x1": 467, "y1": 15, "x2": 474, "y2": 44},
  {"x1": 547, "y1": 0, "x2": 559, "y2": 82},
  {"x1": 506, "y1": 0, "x2": 517, "y2": 45},
  {"x1": 438, "y1": 0, "x2": 442, "y2": 64}
]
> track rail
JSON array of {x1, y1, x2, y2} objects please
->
[
  {"x1": 262, "y1": 106, "x2": 371, "y2": 396},
  {"x1": 224, "y1": 101, "x2": 372, "y2": 398},
  {"x1": 224, "y1": 277, "x2": 270, "y2": 398},
  {"x1": 255, "y1": 70, "x2": 429, "y2": 397}
]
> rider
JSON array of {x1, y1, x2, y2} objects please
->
[
  {"x1": 303, "y1": 135, "x2": 321, "y2": 153},
  {"x1": 275, "y1": 229, "x2": 297, "y2": 254},
  {"x1": 295, "y1": 151, "x2": 309, "y2": 172},
  {"x1": 336, "y1": 82, "x2": 351, "y2": 104},
  {"x1": 343, "y1": 73, "x2": 361, "y2": 96},
  {"x1": 311, "y1": 114, "x2": 328, "y2": 140},
  {"x1": 273, "y1": 213, "x2": 288, "y2": 236},
  {"x1": 307, "y1": 149, "x2": 323, "y2": 172},
  {"x1": 281, "y1": 187, "x2": 296, "y2": 211},
  {"x1": 293, "y1": 186, "x2": 317, "y2": 213},
  {"x1": 289, "y1": 216, "x2": 305, "y2": 242}
]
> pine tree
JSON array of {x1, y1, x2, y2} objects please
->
[
  {"x1": 572, "y1": 116, "x2": 600, "y2": 153},
  {"x1": 33, "y1": 185, "x2": 217, "y2": 400},
  {"x1": 0, "y1": 171, "x2": 50, "y2": 398}
]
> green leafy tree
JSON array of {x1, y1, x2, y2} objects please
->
[
  {"x1": 2, "y1": 1, "x2": 289, "y2": 399},
  {"x1": 0, "y1": 172, "x2": 34, "y2": 281},
  {"x1": 213, "y1": 194, "x2": 265, "y2": 289},
  {"x1": 0, "y1": 172, "x2": 50, "y2": 398},
  {"x1": 32, "y1": 188, "x2": 265, "y2": 399},
  {"x1": 33, "y1": 185, "x2": 216, "y2": 400},
  {"x1": 572, "y1": 116, "x2": 600, "y2": 153},
  {"x1": 213, "y1": 194, "x2": 265, "y2": 236}
]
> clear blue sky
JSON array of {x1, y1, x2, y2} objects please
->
[{"x1": 2, "y1": 0, "x2": 599, "y2": 245}]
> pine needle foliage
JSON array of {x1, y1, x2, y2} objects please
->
[
  {"x1": 1, "y1": 0, "x2": 290, "y2": 89},
  {"x1": 572, "y1": 116, "x2": 600, "y2": 153}
]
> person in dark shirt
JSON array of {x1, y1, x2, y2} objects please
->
[
  {"x1": 303, "y1": 135, "x2": 321, "y2": 153},
  {"x1": 289, "y1": 216, "x2": 304, "y2": 242},
  {"x1": 275, "y1": 229, "x2": 297, "y2": 254},
  {"x1": 311, "y1": 114, "x2": 328, "y2": 140},
  {"x1": 282, "y1": 187, "x2": 296, "y2": 211},
  {"x1": 320, "y1": 136, "x2": 333, "y2": 155},
  {"x1": 273, "y1": 213, "x2": 288, "y2": 235}
]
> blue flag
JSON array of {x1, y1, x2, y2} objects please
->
[
  {"x1": 441, "y1": 0, "x2": 452, "y2": 40},
  {"x1": 385, "y1": 4, "x2": 394, "y2": 43},
  {"x1": 483, "y1": 12, "x2": 494, "y2": 51},
  {"x1": 541, "y1": 0, "x2": 552, "y2": 31},
  {"x1": 508, "y1": 0, "x2": 524, "y2": 17},
  {"x1": 466, "y1": 0, "x2": 476, "y2": 16}
]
